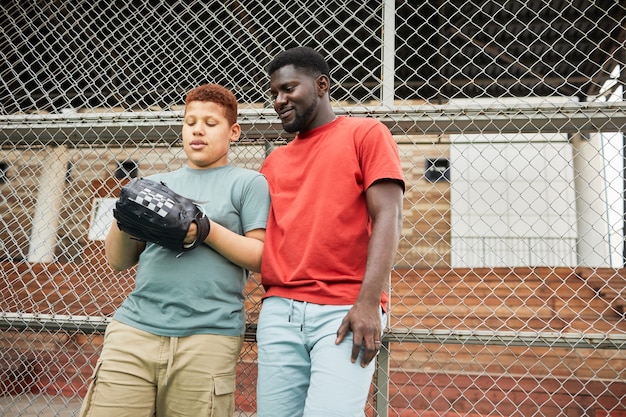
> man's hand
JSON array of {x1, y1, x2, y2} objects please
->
[{"x1": 335, "y1": 302, "x2": 382, "y2": 367}]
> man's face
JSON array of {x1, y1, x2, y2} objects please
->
[{"x1": 269, "y1": 65, "x2": 320, "y2": 133}]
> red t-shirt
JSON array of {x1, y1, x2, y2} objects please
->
[{"x1": 260, "y1": 116, "x2": 404, "y2": 309}]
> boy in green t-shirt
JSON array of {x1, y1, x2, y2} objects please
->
[{"x1": 80, "y1": 84, "x2": 270, "y2": 417}]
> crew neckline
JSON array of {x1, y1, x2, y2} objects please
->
[{"x1": 296, "y1": 116, "x2": 342, "y2": 140}]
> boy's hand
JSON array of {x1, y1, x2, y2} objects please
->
[{"x1": 113, "y1": 177, "x2": 210, "y2": 252}]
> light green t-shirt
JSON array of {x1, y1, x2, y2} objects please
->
[{"x1": 113, "y1": 165, "x2": 270, "y2": 337}]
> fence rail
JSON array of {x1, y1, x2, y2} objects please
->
[
  {"x1": 3, "y1": 102, "x2": 626, "y2": 148},
  {"x1": 2, "y1": 313, "x2": 625, "y2": 350}
]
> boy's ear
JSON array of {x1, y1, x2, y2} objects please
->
[{"x1": 230, "y1": 123, "x2": 241, "y2": 142}]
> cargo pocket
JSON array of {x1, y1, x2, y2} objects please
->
[{"x1": 209, "y1": 371, "x2": 237, "y2": 417}]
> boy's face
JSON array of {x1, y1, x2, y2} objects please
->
[{"x1": 182, "y1": 100, "x2": 240, "y2": 169}]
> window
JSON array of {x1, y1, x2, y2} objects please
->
[
  {"x1": 88, "y1": 198, "x2": 116, "y2": 241},
  {"x1": 425, "y1": 158, "x2": 450, "y2": 182},
  {"x1": 115, "y1": 160, "x2": 138, "y2": 179},
  {"x1": 0, "y1": 161, "x2": 8, "y2": 184}
]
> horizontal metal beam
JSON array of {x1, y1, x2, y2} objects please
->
[
  {"x1": 0, "y1": 313, "x2": 256, "y2": 342},
  {"x1": 2, "y1": 313, "x2": 624, "y2": 349},
  {"x1": 385, "y1": 328, "x2": 626, "y2": 350},
  {"x1": 1, "y1": 102, "x2": 625, "y2": 147}
]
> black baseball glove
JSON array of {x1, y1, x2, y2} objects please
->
[{"x1": 113, "y1": 177, "x2": 210, "y2": 252}]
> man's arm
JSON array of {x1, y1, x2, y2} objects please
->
[{"x1": 335, "y1": 179, "x2": 404, "y2": 367}]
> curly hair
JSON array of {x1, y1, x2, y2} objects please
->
[
  {"x1": 185, "y1": 84, "x2": 238, "y2": 126},
  {"x1": 267, "y1": 46, "x2": 330, "y2": 82}
]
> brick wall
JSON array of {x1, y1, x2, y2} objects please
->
[{"x1": 2, "y1": 261, "x2": 625, "y2": 416}]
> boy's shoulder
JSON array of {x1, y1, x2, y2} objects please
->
[
  {"x1": 150, "y1": 165, "x2": 261, "y2": 177},
  {"x1": 224, "y1": 164, "x2": 265, "y2": 179}
]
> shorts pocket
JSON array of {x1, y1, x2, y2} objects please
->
[
  {"x1": 213, "y1": 371, "x2": 236, "y2": 396},
  {"x1": 209, "y1": 372, "x2": 237, "y2": 417}
]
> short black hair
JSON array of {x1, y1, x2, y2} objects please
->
[{"x1": 267, "y1": 46, "x2": 331, "y2": 82}]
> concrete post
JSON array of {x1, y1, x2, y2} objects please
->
[
  {"x1": 27, "y1": 145, "x2": 68, "y2": 263},
  {"x1": 571, "y1": 133, "x2": 612, "y2": 267}
]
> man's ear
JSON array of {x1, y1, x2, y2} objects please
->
[{"x1": 316, "y1": 74, "x2": 330, "y2": 97}]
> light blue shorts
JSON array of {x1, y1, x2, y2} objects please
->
[{"x1": 256, "y1": 296, "x2": 386, "y2": 417}]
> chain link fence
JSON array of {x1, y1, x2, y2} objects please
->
[{"x1": 1, "y1": 1, "x2": 625, "y2": 416}]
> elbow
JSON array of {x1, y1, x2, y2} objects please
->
[
  {"x1": 104, "y1": 241, "x2": 139, "y2": 271},
  {"x1": 109, "y1": 264, "x2": 127, "y2": 272},
  {"x1": 248, "y1": 255, "x2": 263, "y2": 274},
  {"x1": 109, "y1": 263, "x2": 128, "y2": 272},
  {"x1": 105, "y1": 254, "x2": 131, "y2": 271},
  {"x1": 242, "y1": 230, "x2": 266, "y2": 273}
]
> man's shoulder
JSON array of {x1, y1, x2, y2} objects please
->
[
  {"x1": 336, "y1": 116, "x2": 389, "y2": 137},
  {"x1": 335, "y1": 116, "x2": 392, "y2": 143},
  {"x1": 339, "y1": 115, "x2": 384, "y2": 128}
]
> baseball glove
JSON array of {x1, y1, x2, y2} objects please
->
[{"x1": 113, "y1": 177, "x2": 210, "y2": 252}]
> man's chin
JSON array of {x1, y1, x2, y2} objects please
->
[{"x1": 282, "y1": 122, "x2": 299, "y2": 133}]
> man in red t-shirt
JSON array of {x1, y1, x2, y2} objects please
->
[{"x1": 257, "y1": 46, "x2": 405, "y2": 417}]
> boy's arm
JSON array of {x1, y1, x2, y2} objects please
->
[
  {"x1": 104, "y1": 219, "x2": 146, "y2": 271},
  {"x1": 186, "y1": 221, "x2": 265, "y2": 273}
]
